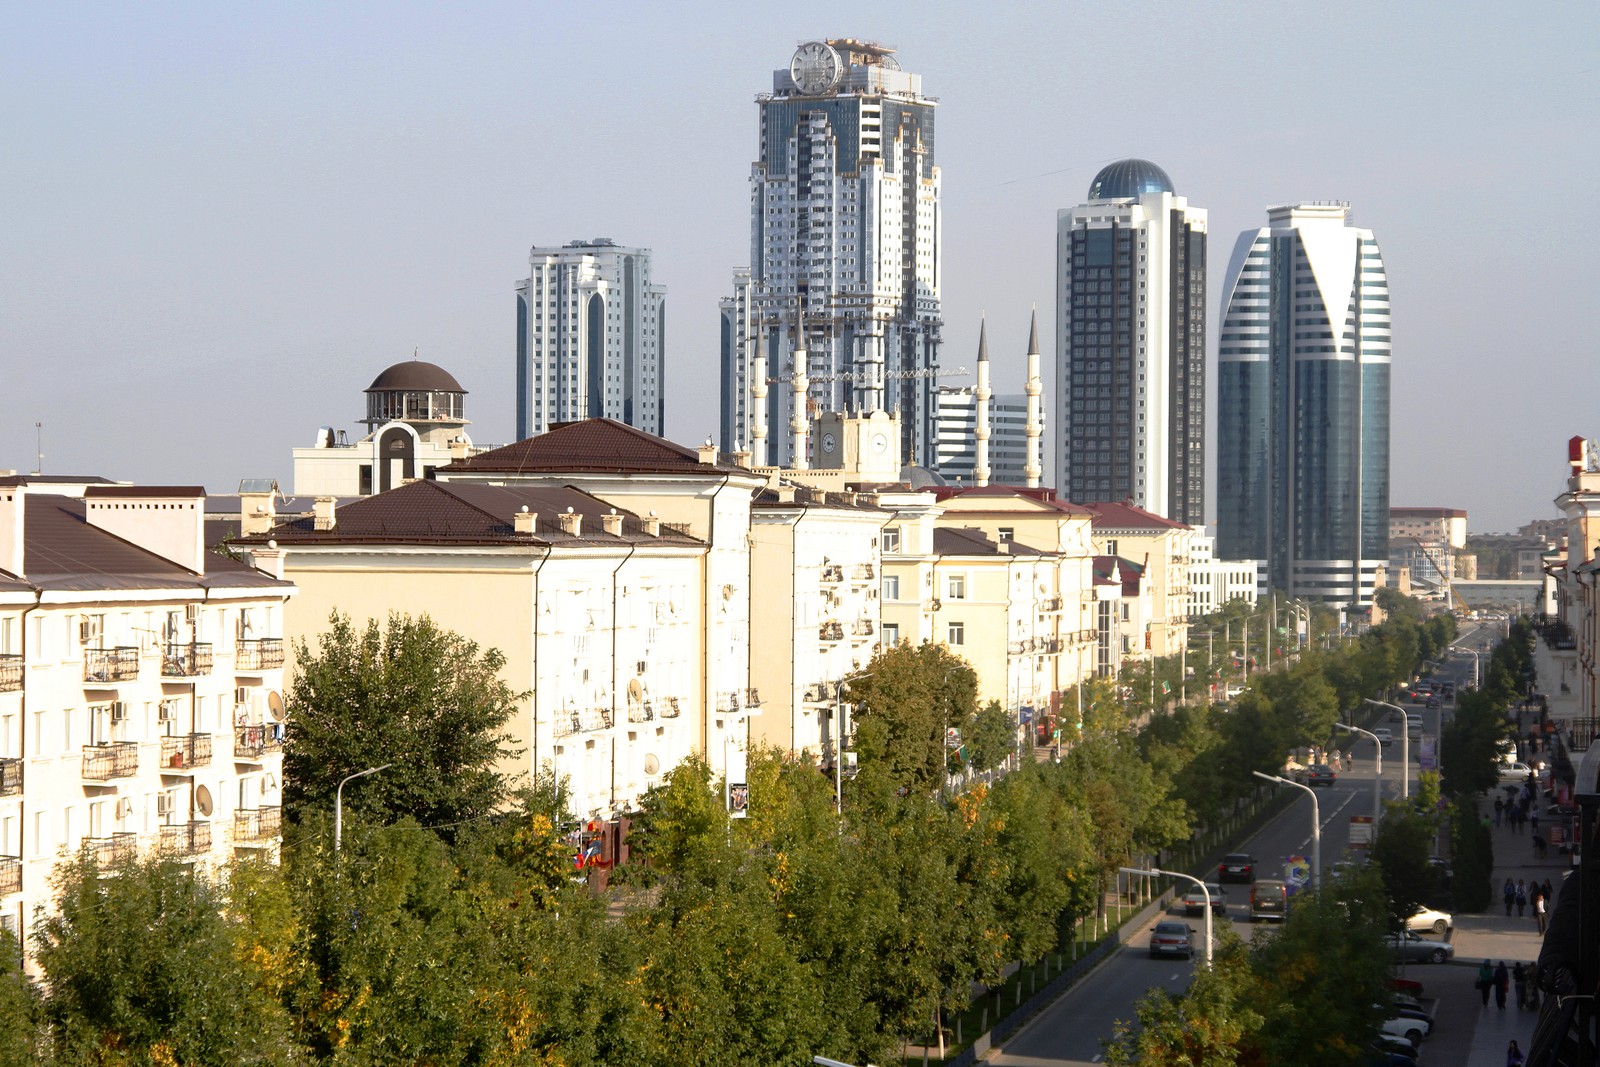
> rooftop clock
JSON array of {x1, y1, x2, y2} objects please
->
[{"x1": 790, "y1": 41, "x2": 843, "y2": 95}]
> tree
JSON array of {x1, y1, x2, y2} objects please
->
[
  {"x1": 844, "y1": 642, "x2": 977, "y2": 796},
  {"x1": 967, "y1": 700, "x2": 1015, "y2": 771},
  {"x1": 284, "y1": 612, "x2": 525, "y2": 833},
  {"x1": 1370, "y1": 804, "x2": 1445, "y2": 926},
  {"x1": 0, "y1": 927, "x2": 42, "y2": 1067}
]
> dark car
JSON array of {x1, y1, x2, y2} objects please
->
[
  {"x1": 1148, "y1": 921, "x2": 1195, "y2": 959},
  {"x1": 1308, "y1": 764, "x2": 1338, "y2": 786},
  {"x1": 1218, "y1": 853, "x2": 1255, "y2": 883},
  {"x1": 1249, "y1": 879, "x2": 1288, "y2": 922}
]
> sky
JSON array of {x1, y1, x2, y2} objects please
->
[{"x1": 3, "y1": 1, "x2": 1596, "y2": 534}]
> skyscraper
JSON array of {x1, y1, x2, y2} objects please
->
[
  {"x1": 1054, "y1": 159, "x2": 1207, "y2": 523},
  {"x1": 1216, "y1": 203, "x2": 1391, "y2": 606},
  {"x1": 515, "y1": 239, "x2": 666, "y2": 440},
  {"x1": 721, "y1": 38, "x2": 943, "y2": 467}
]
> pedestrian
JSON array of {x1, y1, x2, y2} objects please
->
[
  {"x1": 1495, "y1": 796, "x2": 1506, "y2": 827},
  {"x1": 1508, "y1": 1039, "x2": 1525, "y2": 1066},
  {"x1": 1531, "y1": 808, "x2": 1541, "y2": 836},
  {"x1": 1533, "y1": 834, "x2": 1548, "y2": 861},
  {"x1": 1514, "y1": 962, "x2": 1529, "y2": 1008},
  {"x1": 1536, "y1": 890, "x2": 1548, "y2": 935},
  {"x1": 1478, "y1": 960, "x2": 1495, "y2": 1007},
  {"x1": 1505, "y1": 878, "x2": 1516, "y2": 916},
  {"x1": 1516, "y1": 879, "x2": 1527, "y2": 917},
  {"x1": 1543, "y1": 877, "x2": 1554, "y2": 902},
  {"x1": 1495, "y1": 960, "x2": 1510, "y2": 1010}
]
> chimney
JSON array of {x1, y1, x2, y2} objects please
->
[
  {"x1": 239, "y1": 487, "x2": 276, "y2": 537},
  {"x1": 732, "y1": 448, "x2": 752, "y2": 469},
  {"x1": 601, "y1": 509, "x2": 623, "y2": 536},
  {"x1": 84, "y1": 486, "x2": 207, "y2": 573},
  {"x1": 777, "y1": 485, "x2": 797, "y2": 504},
  {"x1": 697, "y1": 439, "x2": 719, "y2": 465},
  {"x1": 247, "y1": 539, "x2": 285, "y2": 580},
  {"x1": 313, "y1": 496, "x2": 337, "y2": 532},
  {"x1": 0, "y1": 483, "x2": 23, "y2": 577},
  {"x1": 558, "y1": 507, "x2": 583, "y2": 536},
  {"x1": 449, "y1": 437, "x2": 472, "y2": 460},
  {"x1": 514, "y1": 505, "x2": 537, "y2": 535},
  {"x1": 642, "y1": 510, "x2": 660, "y2": 537}
]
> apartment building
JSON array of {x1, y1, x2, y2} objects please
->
[{"x1": 1083, "y1": 501, "x2": 1193, "y2": 658}]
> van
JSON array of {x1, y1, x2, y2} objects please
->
[{"x1": 1249, "y1": 879, "x2": 1288, "y2": 922}]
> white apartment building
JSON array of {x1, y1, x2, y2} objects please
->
[
  {"x1": 1187, "y1": 526, "x2": 1260, "y2": 617},
  {"x1": 0, "y1": 480, "x2": 293, "y2": 943},
  {"x1": 516, "y1": 239, "x2": 666, "y2": 440}
]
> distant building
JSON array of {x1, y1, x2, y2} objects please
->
[
  {"x1": 1187, "y1": 527, "x2": 1260, "y2": 617},
  {"x1": 515, "y1": 239, "x2": 666, "y2": 440},
  {"x1": 932, "y1": 315, "x2": 1045, "y2": 487},
  {"x1": 1388, "y1": 507, "x2": 1468, "y2": 595},
  {"x1": 1055, "y1": 159, "x2": 1207, "y2": 523},
  {"x1": 1082, "y1": 500, "x2": 1193, "y2": 658},
  {"x1": 1216, "y1": 202, "x2": 1391, "y2": 606}
]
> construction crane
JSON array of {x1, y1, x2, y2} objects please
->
[{"x1": 1409, "y1": 537, "x2": 1471, "y2": 613}]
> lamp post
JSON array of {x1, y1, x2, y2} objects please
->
[
  {"x1": 1120, "y1": 866, "x2": 1212, "y2": 967},
  {"x1": 334, "y1": 763, "x2": 393, "y2": 853},
  {"x1": 1252, "y1": 770, "x2": 1320, "y2": 891},
  {"x1": 1334, "y1": 721, "x2": 1383, "y2": 824},
  {"x1": 1452, "y1": 646, "x2": 1481, "y2": 689},
  {"x1": 1365, "y1": 698, "x2": 1409, "y2": 798}
]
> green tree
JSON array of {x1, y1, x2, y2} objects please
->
[
  {"x1": 0, "y1": 927, "x2": 43, "y2": 1067},
  {"x1": 1104, "y1": 935, "x2": 1264, "y2": 1066},
  {"x1": 284, "y1": 612, "x2": 524, "y2": 833},
  {"x1": 967, "y1": 700, "x2": 1015, "y2": 771},
  {"x1": 844, "y1": 642, "x2": 977, "y2": 796},
  {"x1": 1370, "y1": 804, "x2": 1445, "y2": 926}
]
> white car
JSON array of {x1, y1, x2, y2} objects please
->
[
  {"x1": 1405, "y1": 906, "x2": 1453, "y2": 935},
  {"x1": 1499, "y1": 762, "x2": 1535, "y2": 785},
  {"x1": 1382, "y1": 1014, "x2": 1430, "y2": 1047},
  {"x1": 1374, "y1": 727, "x2": 1393, "y2": 746}
]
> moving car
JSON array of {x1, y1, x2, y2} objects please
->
[
  {"x1": 1148, "y1": 921, "x2": 1195, "y2": 959},
  {"x1": 1374, "y1": 727, "x2": 1393, "y2": 746},
  {"x1": 1405, "y1": 906, "x2": 1453, "y2": 935},
  {"x1": 1499, "y1": 762, "x2": 1535, "y2": 785},
  {"x1": 1406, "y1": 714, "x2": 1423, "y2": 738},
  {"x1": 1249, "y1": 879, "x2": 1288, "y2": 922},
  {"x1": 1218, "y1": 853, "x2": 1256, "y2": 883},
  {"x1": 1308, "y1": 763, "x2": 1338, "y2": 786},
  {"x1": 1182, "y1": 883, "x2": 1228, "y2": 916},
  {"x1": 1384, "y1": 931, "x2": 1453, "y2": 964}
]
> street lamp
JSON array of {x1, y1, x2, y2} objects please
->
[
  {"x1": 1120, "y1": 865, "x2": 1213, "y2": 967},
  {"x1": 1334, "y1": 722, "x2": 1383, "y2": 824},
  {"x1": 1252, "y1": 771, "x2": 1320, "y2": 891},
  {"x1": 1451, "y1": 646, "x2": 1481, "y2": 689},
  {"x1": 334, "y1": 763, "x2": 392, "y2": 853},
  {"x1": 1364, "y1": 699, "x2": 1409, "y2": 799}
]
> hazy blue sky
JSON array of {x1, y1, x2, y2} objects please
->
[{"x1": 4, "y1": 1, "x2": 1596, "y2": 533}]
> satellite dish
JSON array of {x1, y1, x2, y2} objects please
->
[
  {"x1": 263, "y1": 773, "x2": 277, "y2": 791},
  {"x1": 266, "y1": 691, "x2": 286, "y2": 721},
  {"x1": 195, "y1": 784, "x2": 214, "y2": 816},
  {"x1": 643, "y1": 754, "x2": 660, "y2": 776}
]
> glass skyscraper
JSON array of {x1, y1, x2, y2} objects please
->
[{"x1": 1216, "y1": 203, "x2": 1391, "y2": 606}]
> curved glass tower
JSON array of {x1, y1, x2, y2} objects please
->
[{"x1": 1216, "y1": 203, "x2": 1390, "y2": 606}]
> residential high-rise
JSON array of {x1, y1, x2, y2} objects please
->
[
  {"x1": 1054, "y1": 159, "x2": 1207, "y2": 523},
  {"x1": 515, "y1": 239, "x2": 666, "y2": 440},
  {"x1": 1216, "y1": 202, "x2": 1391, "y2": 606},
  {"x1": 722, "y1": 38, "x2": 943, "y2": 467}
]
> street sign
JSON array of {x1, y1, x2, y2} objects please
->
[
  {"x1": 1349, "y1": 815, "x2": 1374, "y2": 848},
  {"x1": 1418, "y1": 734, "x2": 1437, "y2": 772}
]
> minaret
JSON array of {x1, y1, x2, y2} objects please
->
[
  {"x1": 1024, "y1": 307, "x2": 1043, "y2": 488},
  {"x1": 973, "y1": 318, "x2": 991, "y2": 487},
  {"x1": 751, "y1": 348, "x2": 769, "y2": 466},
  {"x1": 790, "y1": 344, "x2": 809, "y2": 470}
]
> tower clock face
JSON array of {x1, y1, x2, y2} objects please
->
[
  {"x1": 872, "y1": 433, "x2": 888, "y2": 454},
  {"x1": 790, "y1": 41, "x2": 843, "y2": 95},
  {"x1": 821, "y1": 432, "x2": 837, "y2": 454}
]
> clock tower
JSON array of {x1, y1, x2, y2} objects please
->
[{"x1": 812, "y1": 410, "x2": 900, "y2": 482}]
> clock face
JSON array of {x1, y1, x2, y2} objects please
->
[
  {"x1": 790, "y1": 41, "x2": 843, "y2": 95},
  {"x1": 820, "y1": 432, "x2": 837, "y2": 454},
  {"x1": 872, "y1": 433, "x2": 888, "y2": 454}
]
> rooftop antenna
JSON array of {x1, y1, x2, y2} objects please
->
[{"x1": 33, "y1": 422, "x2": 42, "y2": 476}]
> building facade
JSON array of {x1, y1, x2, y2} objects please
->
[
  {"x1": 1055, "y1": 159, "x2": 1206, "y2": 523},
  {"x1": 721, "y1": 39, "x2": 943, "y2": 468},
  {"x1": 515, "y1": 239, "x2": 666, "y2": 440},
  {"x1": 1216, "y1": 202, "x2": 1391, "y2": 606}
]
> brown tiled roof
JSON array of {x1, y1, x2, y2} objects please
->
[
  {"x1": 931, "y1": 484, "x2": 1090, "y2": 515},
  {"x1": 1092, "y1": 554, "x2": 1144, "y2": 593},
  {"x1": 84, "y1": 485, "x2": 205, "y2": 498},
  {"x1": 933, "y1": 527, "x2": 1045, "y2": 557},
  {"x1": 1082, "y1": 500, "x2": 1189, "y2": 531},
  {"x1": 439, "y1": 418, "x2": 736, "y2": 475}
]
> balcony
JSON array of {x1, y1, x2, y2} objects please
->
[
  {"x1": 82, "y1": 742, "x2": 139, "y2": 781},
  {"x1": 234, "y1": 638, "x2": 285, "y2": 672},
  {"x1": 0, "y1": 757, "x2": 19, "y2": 797},
  {"x1": 554, "y1": 707, "x2": 612, "y2": 737},
  {"x1": 83, "y1": 647, "x2": 140, "y2": 685},
  {"x1": 819, "y1": 621, "x2": 845, "y2": 642},
  {"x1": 660, "y1": 696, "x2": 682, "y2": 719},
  {"x1": 820, "y1": 564, "x2": 844, "y2": 584},
  {"x1": 1041, "y1": 595, "x2": 1064, "y2": 612},
  {"x1": 852, "y1": 620, "x2": 875, "y2": 637},
  {"x1": 628, "y1": 701, "x2": 655, "y2": 724},
  {"x1": 90, "y1": 832, "x2": 137, "y2": 867},
  {"x1": 233, "y1": 806, "x2": 282, "y2": 843},
  {"x1": 233, "y1": 724, "x2": 284, "y2": 760},
  {"x1": 0, "y1": 855, "x2": 18, "y2": 896},
  {"x1": 160, "y1": 733, "x2": 213, "y2": 771},
  {"x1": 160, "y1": 821, "x2": 212, "y2": 856},
  {"x1": 0, "y1": 653, "x2": 20, "y2": 692},
  {"x1": 852, "y1": 563, "x2": 875, "y2": 581},
  {"x1": 161, "y1": 642, "x2": 214, "y2": 678}
]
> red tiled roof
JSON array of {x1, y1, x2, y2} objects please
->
[
  {"x1": 1081, "y1": 500, "x2": 1189, "y2": 530},
  {"x1": 933, "y1": 527, "x2": 1044, "y2": 557},
  {"x1": 85, "y1": 485, "x2": 205, "y2": 498},
  {"x1": 440, "y1": 418, "x2": 736, "y2": 475},
  {"x1": 1092, "y1": 554, "x2": 1144, "y2": 593},
  {"x1": 931, "y1": 484, "x2": 1092, "y2": 516}
]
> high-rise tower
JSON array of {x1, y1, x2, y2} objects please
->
[
  {"x1": 1054, "y1": 159, "x2": 1206, "y2": 522},
  {"x1": 1216, "y1": 202, "x2": 1391, "y2": 606},
  {"x1": 721, "y1": 38, "x2": 943, "y2": 467},
  {"x1": 515, "y1": 239, "x2": 666, "y2": 440}
]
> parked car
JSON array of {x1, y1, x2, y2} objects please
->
[
  {"x1": 1148, "y1": 921, "x2": 1195, "y2": 959},
  {"x1": 1308, "y1": 764, "x2": 1338, "y2": 786},
  {"x1": 1381, "y1": 1012, "x2": 1431, "y2": 1046},
  {"x1": 1218, "y1": 853, "x2": 1256, "y2": 883},
  {"x1": 1391, "y1": 975, "x2": 1425, "y2": 996},
  {"x1": 1249, "y1": 879, "x2": 1288, "y2": 922},
  {"x1": 1384, "y1": 931, "x2": 1453, "y2": 964},
  {"x1": 1405, "y1": 906, "x2": 1453, "y2": 935},
  {"x1": 1182, "y1": 883, "x2": 1228, "y2": 916}
]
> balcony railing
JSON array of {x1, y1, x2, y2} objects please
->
[
  {"x1": 819, "y1": 621, "x2": 845, "y2": 641},
  {"x1": 628, "y1": 701, "x2": 655, "y2": 723},
  {"x1": 852, "y1": 620, "x2": 875, "y2": 637},
  {"x1": 82, "y1": 742, "x2": 139, "y2": 781},
  {"x1": 234, "y1": 806, "x2": 282, "y2": 842},
  {"x1": 1568, "y1": 719, "x2": 1599, "y2": 753},
  {"x1": 162, "y1": 642, "x2": 214, "y2": 678},
  {"x1": 0, "y1": 757, "x2": 20, "y2": 797},
  {"x1": 660, "y1": 696, "x2": 682, "y2": 719},
  {"x1": 1041, "y1": 595, "x2": 1064, "y2": 612},
  {"x1": 555, "y1": 707, "x2": 612, "y2": 737},
  {"x1": 820, "y1": 565, "x2": 844, "y2": 584},
  {"x1": 160, "y1": 821, "x2": 212, "y2": 856},
  {"x1": 234, "y1": 724, "x2": 284, "y2": 759},
  {"x1": 90, "y1": 832, "x2": 137, "y2": 867},
  {"x1": 852, "y1": 563, "x2": 875, "y2": 580},
  {"x1": 161, "y1": 733, "x2": 213, "y2": 770},
  {"x1": 83, "y1": 647, "x2": 140, "y2": 684},
  {"x1": 234, "y1": 638, "x2": 285, "y2": 671},
  {"x1": 0, "y1": 856, "x2": 18, "y2": 896},
  {"x1": 0, "y1": 653, "x2": 20, "y2": 692}
]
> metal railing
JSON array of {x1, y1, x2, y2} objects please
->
[
  {"x1": 1041, "y1": 595, "x2": 1064, "y2": 612},
  {"x1": 852, "y1": 563, "x2": 875, "y2": 580},
  {"x1": 1568, "y1": 720, "x2": 1599, "y2": 753},
  {"x1": 554, "y1": 708, "x2": 612, "y2": 737},
  {"x1": 0, "y1": 757, "x2": 20, "y2": 797},
  {"x1": 160, "y1": 733, "x2": 213, "y2": 770},
  {"x1": 628, "y1": 701, "x2": 655, "y2": 723},
  {"x1": 90, "y1": 832, "x2": 137, "y2": 866},
  {"x1": 234, "y1": 638, "x2": 285, "y2": 671},
  {"x1": 83, "y1": 647, "x2": 140, "y2": 683},
  {"x1": 82, "y1": 742, "x2": 139, "y2": 781},
  {"x1": 234, "y1": 806, "x2": 282, "y2": 842},
  {"x1": 0, "y1": 653, "x2": 20, "y2": 692},
  {"x1": 233, "y1": 724, "x2": 284, "y2": 758},
  {"x1": 819, "y1": 621, "x2": 845, "y2": 641},
  {"x1": 0, "y1": 856, "x2": 18, "y2": 896},
  {"x1": 660, "y1": 696, "x2": 682, "y2": 719},
  {"x1": 161, "y1": 642, "x2": 214, "y2": 677},
  {"x1": 820, "y1": 564, "x2": 844, "y2": 583},
  {"x1": 159, "y1": 821, "x2": 212, "y2": 856},
  {"x1": 852, "y1": 619, "x2": 875, "y2": 637}
]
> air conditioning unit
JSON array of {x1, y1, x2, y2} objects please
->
[
  {"x1": 158, "y1": 703, "x2": 175, "y2": 723},
  {"x1": 156, "y1": 793, "x2": 174, "y2": 816},
  {"x1": 111, "y1": 702, "x2": 129, "y2": 723},
  {"x1": 79, "y1": 619, "x2": 93, "y2": 644},
  {"x1": 185, "y1": 604, "x2": 199, "y2": 622}
]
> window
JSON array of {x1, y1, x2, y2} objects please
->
[
  {"x1": 882, "y1": 623, "x2": 900, "y2": 646},
  {"x1": 882, "y1": 526, "x2": 901, "y2": 553},
  {"x1": 947, "y1": 622, "x2": 965, "y2": 646},
  {"x1": 882, "y1": 575, "x2": 900, "y2": 601},
  {"x1": 1104, "y1": 539, "x2": 1118, "y2": 556},
  {"x1": 947, "y1": 574, "x2": 966, "y2": 600}
]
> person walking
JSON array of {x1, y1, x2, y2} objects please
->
[
  {"x1": 1508, "y1": 1038, "x2": 1525, "y2": 1066},
  {"x1": 1543, "y1": 877, "x2": 1554, "y2": 902},
  {"x1": 1495, "y1": 796, "x2": 1506, "y2": 827},
  {"x1": 1514, "y1": 962, "x2": 1529, "y2": 1008},
  {"x1": 1479, "y1": 960, "x2": 1496, "y2": 1007},
  {"x1": 1536, "y1": 890, "x2": 1549, "y2": 935},
  {"x1": 1533, "y1": 833, "x2": 1548, "y2": 861},
  {"x1": 1531, "y1": 807, "x2": 1541, "y2": 837},
  {"x1": 1505, "y1": 878, "x2": 1517, "y2": 916},
  {"x1": 1516, "y1": 879, "x2": 1528, "y2": 918},
  {"x1": 1495, "y1": 960, "x2": 1511, "y2": 1010}
]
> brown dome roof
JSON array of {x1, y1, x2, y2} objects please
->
[{"x1": 366, "y1": 360, "x2": 466, "y2": 394}]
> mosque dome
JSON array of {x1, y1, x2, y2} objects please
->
[
  {"x1": 366, "y1": 360, "x2": 466, "y2": 394},
  {"x1": 1087, "y1": 159, "x2": 1175, "y2": 200}
]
